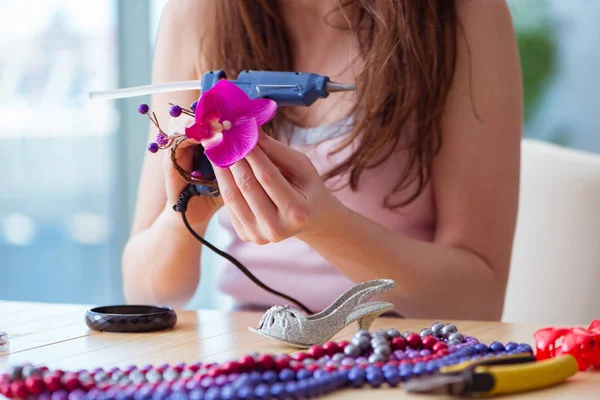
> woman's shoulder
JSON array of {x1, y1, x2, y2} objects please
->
[{"x1": 156, "y1": 0, "x2": 212, "y2": 74}]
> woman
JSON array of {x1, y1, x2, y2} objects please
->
[{"x1": 122, "y1": 0, "x2": 522, "y2": 320}]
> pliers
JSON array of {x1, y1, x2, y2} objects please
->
[{"x1": 403, "y1": 353, "x2": 578, "y2": 397}]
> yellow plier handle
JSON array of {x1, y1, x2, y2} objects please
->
[{"x1": 473, "y1": 355, "x2": 579, "y2": 396}]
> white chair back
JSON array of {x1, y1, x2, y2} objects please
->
[{"x1": 503, "y1": 139, "x2": 600, "y2": 325}]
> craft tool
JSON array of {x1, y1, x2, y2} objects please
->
[{"x1": 403, "y1": 353, "x2": 578, "y2": 397}]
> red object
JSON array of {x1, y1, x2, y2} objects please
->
[
  {"x1": 337, "y1": 341, "x2": 350, "y2": 349},
  {"x1": 405, "y1": 333, "x2": 422, "y2": 349},
  {"x1": 0, "y1": 383, "x2": 11, "y2": 397},
  {"x1": 44, "y1": 374, "x2": 62, "y2": 392},
  {"x1": 437, "y1": 348, "x2": 450, "y2": 357},
  {"x1": 399, "y1": 359, "x2": 413, "y2": 365},
  {"x1": 62, "y1": 373, "x2": 81, "y2": 391},
  {"x1": 186, "y1": 363, "x2": 201, "y2": 373},
  {"x1": 322, "y1": 342, "x2": 340, "y2": 356},
  {"x1": 222, "y1": 361, "x2": 241, "y2": 375},
  {"x1": 275, "y1": 357, "x2": 290, "y2": 371},
  {"x1": 421, "y1": 335, "x2": 438, "y2": 351},
  {"x1": 534, "y1": 319, "x2": 600, "y2": 371},
  {"x1": 432, "y1": 342, "x2": 448, "y2": 353},
  {"x1": 308, "y1": 345, "x2": 326, "y2": 360},
  {"x1": 25, "y1": 376, "x2": 45, "y2": 395},
  {"x1": 258, "y1": 354, "x2": 276, "y2": 370},
  {"x1": 238, "y1": 356, "x2": 256, "y2": 372},
  {"x1": 10, "y1": 381, "x2": 28, "y2": 399},
  {"x1": 291, "y1": 352, "x2": 309, "y2": 362},
  {"x1": 391, "y1": 337, "x2": 406, "y2": 351},
  {"x1": 207, "y1": 367, "x2": 224, "y2": 378},
  {"x1": 324, "y1": 365, "x2": 337, "y2": 372},
  {"x1": 340, "y1": 365, "x2": 353, "y2": 371}
]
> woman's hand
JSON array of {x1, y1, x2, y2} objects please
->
[
  {"x1": 213, "y1": 132, "x2": 342, "y2": 244},
  {"x1": 162, "y1": 116, "x2": 224, "y2": 228}
]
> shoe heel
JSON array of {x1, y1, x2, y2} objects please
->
[{"x1": 357, "y1": 309, "x2": 387, "y2": 330}]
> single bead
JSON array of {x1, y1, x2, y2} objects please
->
[
  {"x1": 366, "y1": 371, "x2": 384, "y2": 388},
  {"x1": 371, "y1": 337, "x2": 389, "y2": 347},
  {"x1": 448, "y1": 332, "x2": 464, "y2": 343},
  {"x1": 391, "y1": 336, "x2": 406, "y2": 351},
  {"x1": 148, "y1": 142, "x2": 159, "y2": 153},
  {"x1": 138, "y1": 104, "x2": 149, "y2": 114},
  {"x1": 368, "y1": 354, "x2": 385, "y2": 363},
  {"x1": 448, "y1": 339, "x2": 462, "y2": 346},
  {"x1": 518, "y1": 344, "x2": 533, "y2": 354},
  {"x1": 441, "y1": 324, "x2": 458, "y2": 337},
  {"x1": 419, "y1": 328, "x2": 433, "y2": 338},
  {"x1": 405, "y1": 333, "x2": 422, "y2": 350},
  {"x1": 248, "y1": 371, "x2": 262, "y2": 386},
  {"x1": 204, "y1": 386, "x2": 221, "y2": 400},
  {"x1": 402, "y1": 331, "x2": 414, "y2": 338},
  {"x1": 474, "y1": 343, "x2": 489, "y2": 354},
  {"x1": 374, "y1": 329, "x2": 390, "y2": 339},
  {"x1": 169, "y1": 105, "x2": 182, "y2": 118},
  {"x1": 505, "y1": 342, "x2": 519, "y2": 352},
  {"x1": 24, "y1": 376, "x2": 44, "y2": 395},
  {"x1": 189, "y1": 388, "x2": 206, "y2": 400},
  {"x1": 352, "y1": 335, "x2": 371, "y2": 350},
  {"x1": 383, "y1": 369, "x2": 401, "y2": 387},
  {"x1": 51, "y1": 390, "x2": 69, "y2": 400},
  {"x1": 489, "y1": 342, "x2": 505, "y2": 352},
  {"x1": 238, "y1": 356, "x2": 256, "y2": 372},
  {"x1": 354, "y1": 329, "x2": 371, "y2": 339},
  {"x1": 308, "y1": 345, "x2": 326, "y2": 360},
  {"x1": 44, "y1": 374, "x2": 62, "y2": 392},
  {"x1": 430, "y1": 322, "x2": 444, "y2": 337},
  {"x1": 278, "y1": 369, "x2": 295, "y2": 383},
  {"x1": 419, "y1": 349, "x2": 431, "y2": 357},
  {"x1": 220, "y1": 385, "x2": 235, "y2": 400},
  {"x1": 393, "y1": 350, "x2": 406, "y2": 360},
  {"x1": 302, "y1": 358, "x2": 316, "y2": 365},
  {"x1": 374, "y1": 345, "x2": 391, "y2": 357},
  {"x1": 347, "y1": 367, "x2": 366, "y2": 388},
  {"x1": 296, "y1": 369, "x2": 311, "y2": 380},
  {"x1": 190, "y1": 101, "x2": 198, "y2": 113},
  {"x1": 253, "y1": 384, "x2": 270, "y2": 400},
  {"x1": 421, "y1": 335, "x2": 439, "y2": 351},
  {"x1": 343, "y1": 344, "x2": 361, "y2": 357},
  {"x1": 387, "y1": 329, "x2": 401, "y2": 338},
  {"x1": 332, "y1": 353, "x2": 345, "y2": 362},
  {"x1": 270, "y1": 382, "x2": 285, "y2": 398},
  {"x1": 432, "y1": 342, "x2": 448, "y2": 353},
  {"x1": 322, "y1": 341, "x2": 340, "y2": 356}
]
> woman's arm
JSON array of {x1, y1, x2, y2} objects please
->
[
  {"x1": 299, "y1": 0, "x2": 522, "y2": 320},
  {"x1": 122, "y1": 0, "x2": 216, "y2": 307}
]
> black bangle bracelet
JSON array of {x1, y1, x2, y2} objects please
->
[{"x1": 85, "y1": 305, "x2": 177, "y2": 333}]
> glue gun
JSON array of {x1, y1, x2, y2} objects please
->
[{"x1": 90, "y1": 70, "x2": 356, "y2": 195}]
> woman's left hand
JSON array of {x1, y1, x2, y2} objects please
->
[{"x1": 212, "y1": 132, "x2": 341, "y2": 244}]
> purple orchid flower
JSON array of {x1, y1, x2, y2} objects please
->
[{"x1": 185, "y1": 80, "x2": 278, "y2": 168}]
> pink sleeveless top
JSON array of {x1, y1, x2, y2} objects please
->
[{"x1": 214, "y1": 120, "x2": 436, "y2": 312}]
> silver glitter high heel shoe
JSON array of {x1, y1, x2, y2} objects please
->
[{"x1": 248, "y1": 279, "x2": 396, "y2": 348}]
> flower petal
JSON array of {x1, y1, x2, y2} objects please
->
[
  {"x1": 245, "y1": 98, "x2": 278, "y2": 126},
  {"x1": 185, "y1": 122, "x2": 210, "y2": 141},
  {"x1": 204, "y1": 118, "x2": 259, "y2": 168},
  {"x1": 195, "y1": 80, "x2": 251, "y2": 123}
]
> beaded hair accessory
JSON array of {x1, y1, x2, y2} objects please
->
[{"x1": 137, "y1": 79, "x2": 278, "y2": 189}]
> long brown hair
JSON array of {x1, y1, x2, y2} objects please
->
[{"x1": 201, "y1": 0, "x2": 458, "y2": 208}]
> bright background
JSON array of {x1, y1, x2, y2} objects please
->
[{"x1": 1, "y1": 0, "x2": 599, "y2": 309}]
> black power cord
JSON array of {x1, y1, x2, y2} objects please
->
[{"x1": 173, "y1": 185, "x2": 313, "y2": 315}]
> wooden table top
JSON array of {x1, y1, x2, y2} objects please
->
[{"x1": 0, "y1": 301, "x2": 598, "y2": 399}]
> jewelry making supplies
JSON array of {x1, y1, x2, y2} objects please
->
[{"x1": 0, "y1": 323, "x2": 535, "y2": 400}]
